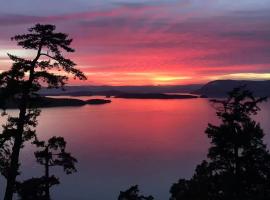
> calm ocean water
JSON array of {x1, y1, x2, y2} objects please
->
[{"x1": 0, "y1": 97, "x2": 270, "y2": 200}]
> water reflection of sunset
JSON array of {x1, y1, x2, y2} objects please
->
[{"x1": 9, "y1": 98, "x2": 269, "y2": 200}]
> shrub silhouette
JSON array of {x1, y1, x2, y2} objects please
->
[
  {"x1": 16, "y1": 176, "x2": 59, "y2": 200},
  {"x1": 118, "y1": 185, "x2": 154, "y2": 200},
  {"x1": 170, "y1": 87, "x2": 270, "y2": 200}
]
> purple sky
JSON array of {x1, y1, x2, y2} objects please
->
[{"x1": 0, "y1": 0, "x2": 270, "y2": 85}]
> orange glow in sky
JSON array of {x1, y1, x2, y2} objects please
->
[{"x1": 0, "y1": 0, "x2": 270, "y2": 85}]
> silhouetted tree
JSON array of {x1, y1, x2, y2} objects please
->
[
  {"x1": 0, "y1": 24, "x2": 86, "y2": 200},
  {"x1": 170, "y1": 161, "x2": 219, "y2": 200},
  {"x1": 170, "y1": 87, "x2": 270, "y2": 200},
  {"x1": 118, "y1": 185, "x2": 154, "y2": 200},
  {"x1": 31, "y1": 136, "x2": 77, "y2": 200},
  {"x1": 0, "y1": 137, "x2": 12, "y2": 178},
  {"x1": 0, "y1": 108, "x2": 41, "y2": 193}
]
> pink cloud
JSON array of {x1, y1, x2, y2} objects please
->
[{"x1": 0, "y1": 2, "x2": 270, "y2": 85}]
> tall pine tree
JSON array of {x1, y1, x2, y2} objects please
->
[{"x1": 0, "y1": 24, "x2": 86, "y2": 200}]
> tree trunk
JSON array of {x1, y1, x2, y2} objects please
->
[
  {"x1": 4, "y1": 105, "x2": 27, "y2": 200},
  {"x1": 45, "y1": 147, "x2": 50, "y2": 200},
  {"x1": 3, "y1": 43, "x2": 42, "y2": 200},
  {"x1": 233, "y1": 126, "x2": 240, "y2": 200}
]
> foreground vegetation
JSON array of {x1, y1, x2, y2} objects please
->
[
  {"x1": 0, "y1": 23, "x2": 86, "y2": 200},
  {"x1": 121, "y1": 87, "x2": 270, "y2": 200}
]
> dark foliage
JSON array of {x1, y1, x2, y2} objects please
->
[
  {"x1": 118, "y1": 185, "x2": 154, "y2": 200},
  {"x1": 16, "y1": 176, "x2": 59, "y2": 200},
  {"x1": 170, "y1": 87, "x2": 270, "y2": 200},
  {"x1": 0, "y1": 24, "x2": 86, "y2": 200},
  {"x1": 33, "y1": 136, "x2": 77, "y2": 175},
  {"x1": 16, "y1": 136, "x2": 77, "y2": 200}
]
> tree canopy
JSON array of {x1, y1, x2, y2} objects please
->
[
  {"x1": 170, "y1": 87, "x2": 270, "y2": 200},
  {"x1": 0, "y1": 24, "x2": 86, "y2": 200},
  {"x1": 118, "y1": 185, "x2": 154, "y2": 200}
]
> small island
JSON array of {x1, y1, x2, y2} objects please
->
[{"x1": 86, "y1": 99, "x2": 112, "y2": 105}]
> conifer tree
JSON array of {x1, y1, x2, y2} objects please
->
[
  {"x1": 170, "y1": 87, "x2": 270, "y2": 200},
  {"x1": 17, "y1": 136, "x2": 77, "y2": 200},
  {"x1": 0, "y1": 24, "x2": 86, "y2": 200}
]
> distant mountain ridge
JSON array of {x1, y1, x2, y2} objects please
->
[
  {"x1": 39, "y1": 80, "x2": 270, "y2": 98},
  {"x1": 195, "y1": 80, "x2": 270, "y2": 97},
  {"x1": 39, "y1": 84, "x2": 202, "y2": 96}
]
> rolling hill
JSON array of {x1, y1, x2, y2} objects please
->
[{"x1": 195, "y1": 80, "x2": 270, "y2": 97}]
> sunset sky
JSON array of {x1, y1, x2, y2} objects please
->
[{"x1": 0, "y1": 0, "x2": 270, "y2": 85}]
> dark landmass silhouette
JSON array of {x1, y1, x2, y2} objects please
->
[
  {"x1": 114, "y1": 93, "x2": 199, "y2": 99},
  {"x1": 196, "y1": 80, "x2": 270, "y2": 97},
  {"x1": 86, "y1": 99, "x2": 112, "y2": 104},
  {"x1": 39, "y1": 84, "x2": 202, "y2": 96},
  {"x1": 39, "y1": 80, "x2": 270, "y2": 98},
  {"x1": 1, "y1": 97, "x2": 111, "y2": 108},
  {"x1": 38, "y1": 97, "x2": 85, "y2": 107},
  {"x1": 2, "y1": 80, "x2": 268, "y2": 109}
]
